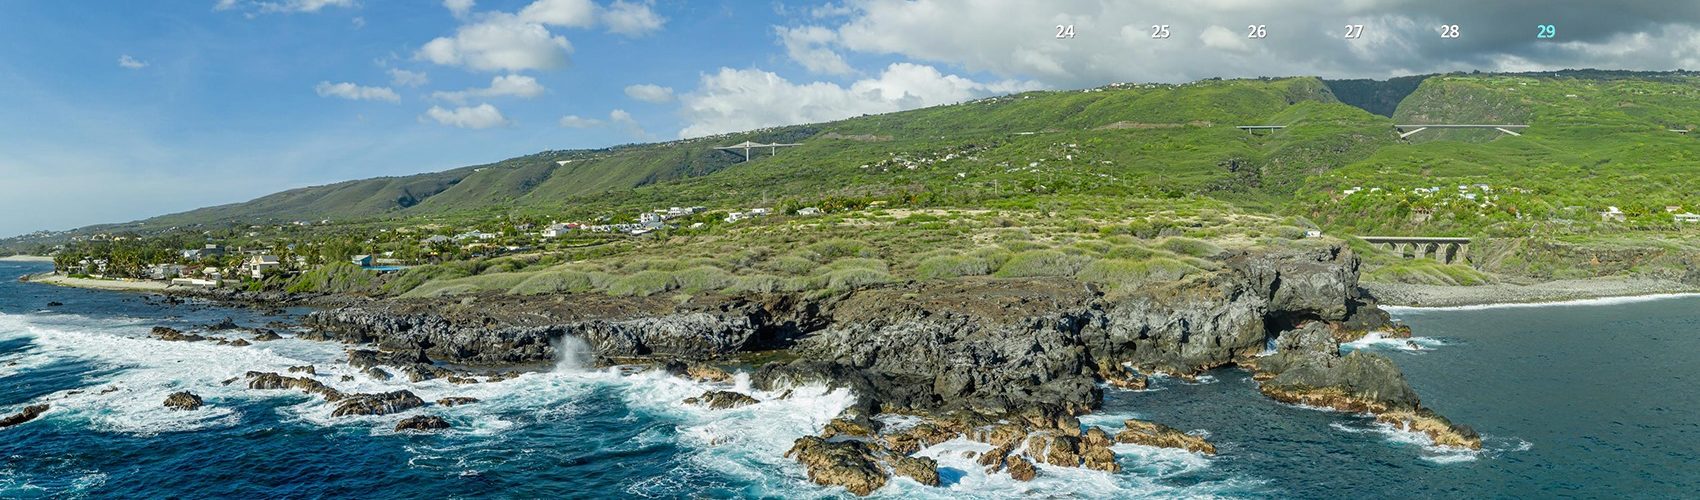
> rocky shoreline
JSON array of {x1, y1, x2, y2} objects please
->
[
  {"x1": 278, "y1": 244, "x2": 1478, "y2": 494},
  {"x1": 17, "y1": 244, "x2": 1482, "y2": 495}
]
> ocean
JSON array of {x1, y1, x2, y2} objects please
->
[{"x1": 2, "y1": 259, "x2": 1697, "y2": 498}]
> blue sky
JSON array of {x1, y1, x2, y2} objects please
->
[{"x1": 3, "y1": 0, "x2": 1697, "y2": 237}]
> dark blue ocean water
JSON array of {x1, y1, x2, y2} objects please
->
[{"x1": 2, "y1": 259, "x2": 1697, "y2": 498}]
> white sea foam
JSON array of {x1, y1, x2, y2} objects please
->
[
  {"x1": 1340, "y1": 332, "x2": 1447, "y2": 353},
  {"x1": 1329, "y1": 420, "x2": 1531, "y2": 465},
  {"x1": 1383, "y1": 292, "x2": 1700, "y2": 314}
]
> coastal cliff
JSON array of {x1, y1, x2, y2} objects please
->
[{"x1": 299, "y1": 244, "x2": 1476, "y2": 494}]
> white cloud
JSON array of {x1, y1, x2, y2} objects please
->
[
  {"x1": 417, "y1": 13, "x2": 572, "y2": 72},
  {"x1": 389, "y1": 68, "x2": 429, "y2": 87},
  {"x1": 602, "y1": 0, "x2": 665, "y2": 37},
  {"x1": 443, "y1": 0, "x2": 475, "y2": 18},
  {"x1": 351, "y1": 16, "x2": 365, "y2": 28},
  {"x1": 314, "y1": 81, "x2": 400, "y2": 102},
  {"x1": 677, "y1": 62, "x2": 1039, "y2": 138},
  {"x1": 623, "y1": 83, "x2": 674, "y2": 103},
  {"x1": 778, "y1": 25, "x2": 853, "y2": 75},
  {"x1": 117, "y1": 55, "x2": 148, "y2": 69},
  {"x1": 558, "y1": 114, "x2": 602, "y2": 128},
  {"x1": 432, "y1": 74, "x2": 546, "y2": 102},
  {"x1": 1198, "y1": 25, "x2": 1249, "y2": 53},
  {"x1": 216, "y1": 0, "x2": 357, "y2": 14},
  {"x1": 424, "y1": 103, "x2": 509, "y2": 128},
  {"x1": 518, "y1": 0, "x2": 598, "y2": 27},
  {"x1": 608, "y1": 108, "x2": 649, "y2": 138}
]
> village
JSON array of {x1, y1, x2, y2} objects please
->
[{"x1": 49, "y1": 202, "x2": 831, "y2": 288}]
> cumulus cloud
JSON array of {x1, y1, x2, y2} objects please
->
[
  {"x1": 623, "y1": 83, "x2": 674, "y2": 103},
  {"x1": 608, "y1": 108, "x2": 649, "y2": 138},
  {"x1": 389, "y1": 68, "x2": 429, "y2": 87},
  {"x1": 424, "y1": 103, "x2": 509, "y2": 128},
  {"x1": 778, "y1": 25, "x2": 853, "y2": 75},
  {"x1": 558, "y1": 114, "x2": 602, "y2": 128},
  {"x1": 432, "y1": 74, "x2": 546, "y2": 102},
  {"x1": 215, "y1": 0, "x2": 356, "y2": 14},
  {"x1": 519, "y1": 0, "x2": 598, "y2": 27},
  {"x1": 117, "y1": 55, "x2": 148, "y2": 69},
  {"x1": 797, "y1": 0, "x2": 1700, "y2": 86},
  {"x1": 417, "y1": 13, "x2": 573, "y2": 72},
  {"x1": 677, "y1": 62, "x2": 1039, "y2": 138},
  {"x1": 314, "y1": 81, "x2": 400, "y2": 102},
  {"x1": 602, "y1": 0, "x2": 665, "y2": 37},
  {"x1": 443, "y1": 0, "x2": 475, "y2": 18}
]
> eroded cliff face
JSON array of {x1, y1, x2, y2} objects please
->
[
  {"x1": 294, "y1": 244, "x2": 1475, "y2": 495},
  {"x1": 305, "y1": 246, "x2": 1449, "y2": 414}
]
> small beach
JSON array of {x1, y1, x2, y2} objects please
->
[
  {"x1": 1363, "y1": 277, "x2": 1700, "y2": 308},
  {"x1": 25, "y1": 273, "x2": 173, "y2": 292}
]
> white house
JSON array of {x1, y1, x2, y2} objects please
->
[
  {"x1": 541, "y1": 223, "x2": 574, "y2": 238},
  {"x1": 1600, "y1": 206, "x2": 1625, "y2": 222},
  {"x1": 249, "y1": 255, "x2": 280, "y2": 279},
  {"x1": 797, "y1": 207, "x2": 822, "y2": 216},
  {"x1": 1675, "y1": 213, "x2": 1700, "y2": 223}
]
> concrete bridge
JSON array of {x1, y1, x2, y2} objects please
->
[
  {"x1": 1394, "y1": 124, "x2": 1528, "y2": 139},
  {"x1": 1358, "y1": 236, "x2": 1471, "y2": 264}
]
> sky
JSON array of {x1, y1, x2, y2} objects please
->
[{"x1": 3, "y1": 0, "x2": 1700, "y2": 238}]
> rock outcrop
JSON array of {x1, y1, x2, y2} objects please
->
[
  {"x1": 331, "y1": 391, "x2": 424, "y2": 417},
  {"x1": 395, "y1": 415, "x2": 451, "y2": 431},
  {"x1": 786, "y1": 436, "x2": 886, "y2": 496},
  {"x1": 436, "y1": 397, "x2": 479, "y2": 407},
  {"x1": 163, "y1": 391, "x2": 204, "y2": 411},
  {"x1": 1115, "y1": 419, "x2": 1216, "y2": 454},
  {"x1": 151, "y1": 326, "x2": 205, "y2": 342},
  {"x1": 682, "y1": 390, "x2": 759, "y2": 409},
  {"x1": 0, "y1": 404, "x2": 48, "y2": 428}
]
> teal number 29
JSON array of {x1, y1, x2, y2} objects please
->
[{"x1": 1536, "y1": 24, "x2": 1556, "y2": 39}]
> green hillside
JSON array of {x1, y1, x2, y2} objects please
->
[{"x1": 11, "y1": 71, "x2": 1700, "y2": 286}]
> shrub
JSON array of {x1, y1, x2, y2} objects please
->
[
  {"x1": 1002, "y1": 241, "x2": 1049, "y2": 253},
  {"x1": 916, "y1": 254, "x2": 992, "y2": 280},
  {"x1": 608, "y1": 270, "x2": 677, "y2": 296},
  {"x1": 827, "y1": 257, "x2": 888, "y2": 272},
  {"x1": 807, "y1": 239, "x2": 873, "y2": 261},
  {"x1": 970, "y1": 247, "x2": 1013, "y2": 270},
  {"x1": 761, "y1": 255, "x2": 819, "y2": 275},
  {"x1": 1105, "y1": 244, "x2": 1156, "y2": 260},
  {"x1": 827, "y1": 268, "x2": 895, "y2": 290},
  {"x1": 287, "y1": 262, "x2": 376, "y2": 294},
  {"x1": 401, "y1": 272, "x2": 530, "y2": 298},
  {"x1": 1076, "y1": 258, "x2": 1199, "y2": 290},
  {"x1": 674, "y1": 266, "x2": 734, "y2": 293},
  {"x1": 1158, "y1": 237, "x2": 1224, "y2": 258},
  {"x1": 994, "y1": 250, "x2": 1091, "y2": 278},
  {"x1": 508, "y1": 270, "x2": 595, "y2": 295},
  {"x1": 1071, "y1": 240, "x2": 1113, "y2": 256},
  {"x1": 724, "y1": 274, "x2": 783, "y2": 293}
]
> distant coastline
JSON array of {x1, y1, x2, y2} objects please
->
[
  {"x1": 23, "y1": 273, "x2": 173, "y2": 292},
  {"x1": 1365, "y1": 277, "x2": 1700, "y2": 308},
  {"x1": 0, "y1": 255, "x2": 53, "y2": 262}
]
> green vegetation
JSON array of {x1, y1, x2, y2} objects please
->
[{"x1": 19, "y1": 70, "x2": 1700, "y2": 292}]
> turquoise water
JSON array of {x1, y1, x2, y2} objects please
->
[{"x1": 3, "y1": 259, "x2": 1698, "y2": 498}]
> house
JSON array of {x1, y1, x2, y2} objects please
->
[
  {"x1": 725, "y1": 212, "x2": 747, "y2": 223},
  {"x1": 541, "y1": 223, "x2": 574, "y2": 238},
  {"x1": 1304, "y1": 230, "x2": 1323, "y2": 238},
  {"x1": 1666, "y1": 206, "x2": 1684, "y2": 213},
  {"x1": 1600, "y1": 206, "x2": 1626, "y2": 222},
  {"x1": 182, "y1": 244, "x2": 225, "y2": 260},
  {"x1": 421, "y1": 235, "x2": 452, "y2": 245},
  {"x1": 351, "y1": 255, "x2": 374, "y2": 267},
  {"x1": 638, "y1": 212, "x2": 664, "y2": 227},
  {"x1": 454, "y1": 231, "x2": 496, "y2": 241},
  {"x1": 148, "y1": 264, "x2": 185, "y2": 280},
  {"x1": 249, "y1": 255, "x2": 280, "y2": 279},
  {"x1": 1676, "y1": 213, "x2": 1700, "y2": 223},
  {"x1": 797, "y1": 207, "x2": 822, "y2": 216},
  {"x1": 749, "y1": 208, "x2": 772, "y2": 216}
]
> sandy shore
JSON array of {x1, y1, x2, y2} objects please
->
[
  {"x1": 0, "y1": 255, "x2": 53, "y2": 262},
  {"x1": 25, "y1": 273, "x2": 174, "y2": 292},
  {"x1": 1364, "y1": 278, "x2": 1700, "y2": 308}
]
